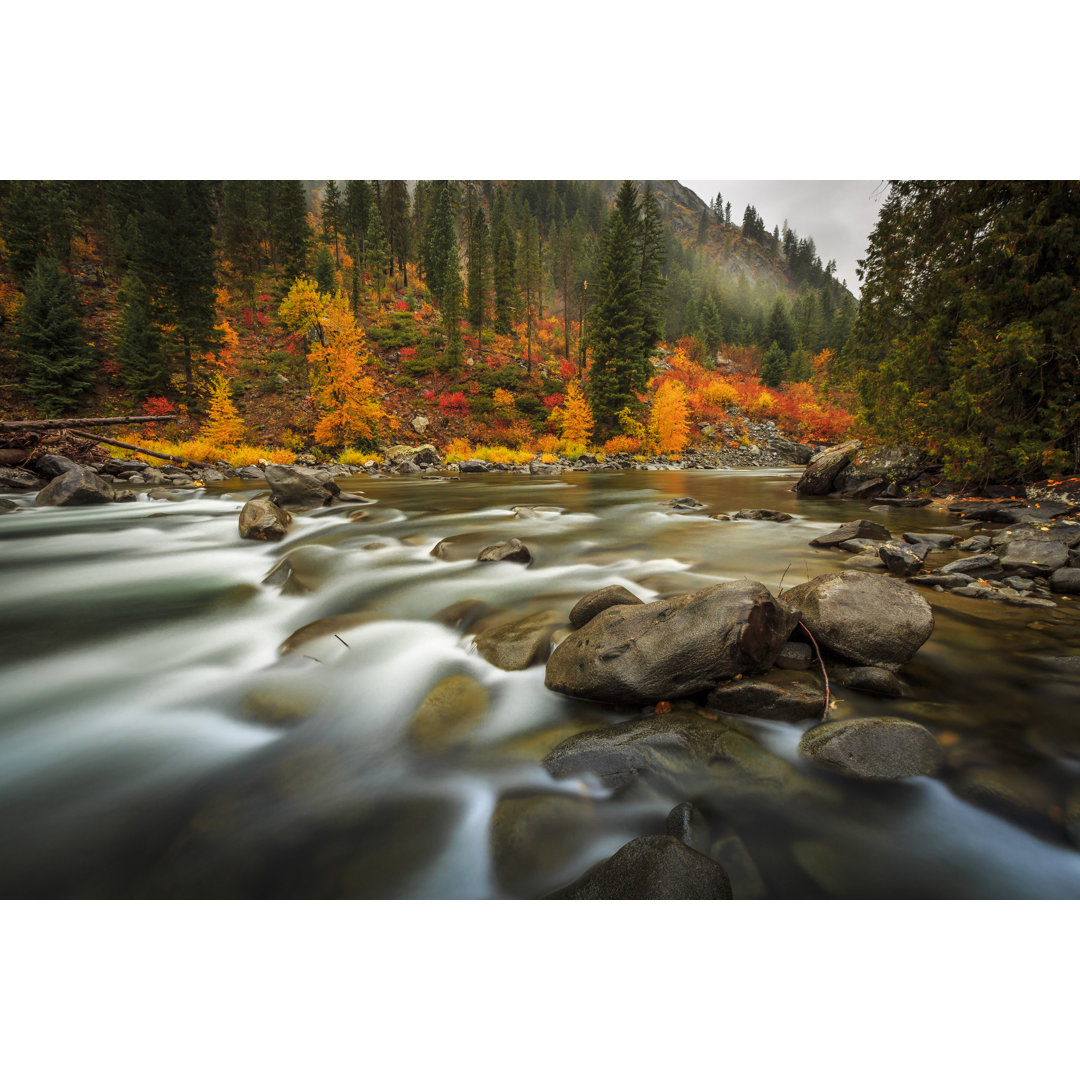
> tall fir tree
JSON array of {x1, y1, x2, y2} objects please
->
[
  {"x1": 520, "y1": 210, "x2": 541, "y2": 373},
  {"x1": 493, "y1": 217, "x2": 517, "y2": 335},
  {"x1": 638, "y1": 182, "x2": 666, "y2": 348},
  {"x1": 271, "y1": 181, "x2": 310, "y2": 282},
  {"x1": 344, "y1": 180, "x2": 373, "y2": 258},
  {"x1": 116, "y1": 270, "x2": 165, "y2": 399},
  {"x1": 766, "y1": 296, "x2": 796, "y2": 356},
  {"x1": 365, "y1": 204, "x2": 389, "y2": 305},
  {"x1": 18, "y1": 256, "x2": 94, "y2": 415},
  {"x1": 321, "y1": 180, "x2": 343, "y2": 266},
  {"x1": 313, "y1": 245, "x2": 336, "y2": 295},
  {"x1": 385, "y1": 180, "x2": 411, "y2": 285},
  {"x1": 425, "y1": 183, "x2": 457, "y2": 304},
  {"x1": 760, "y1": 342, "x2": 789, "y2": 387},
  {"x1": 466, "y1": 206, "x2": 489, "y2": 339}
]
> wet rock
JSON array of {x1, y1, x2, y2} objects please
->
[
  {"x1": 782, "y1": 571, "x2": 934, "y2": 670},
  {"x1": 545, "y1": 580, "x2": 800, "y2": 706},
  {"x1": 665, "y1": 801, "x2": 708, "y2": 849},
  {"x1": 999, "y1": 540, "x2": 1069, "y2": 575},
  {"x1": 957, "y1": 535, "x2": 992, "y2": 553},
  {"x1": 793, "y1": 439, "x2": 861, "y2": 495},
  {"x1": 394, "y1": 459, "x2": 421, "y2": 475},
  {"x1": 528, "y1": 460, "x2": 561, "y2": 475},
  {"x1": 262, "y1": 545, "x2": 341, "y2": 594},
  {"x1": 489, "y1": 792, "x2": 595, "y2": 896},
  {"x1": 241, "y1": 681, "x2": 325, "y2": 728},
  {"x1": 473, "y1": 610, "x2": 564, "y2": 671},
  {"x1": 0, "y1": 497, "x2": 19, "y2": 513},
  {"x1": 476, "y1": 537, "x2": 532, "y2": 564},
  {"x1": 31, "y1": 453, "x2": 81, "y2": 478},
  {"x1": 949, "y1": 765, "x2": 1056, "y2": 823},
  {"x1": 666, "y1": 497, "x2": 705, "y2": 511},
  {"x1": 951, "y1": 584, "x2": 998, "y2": 599},
  {"x1": 384, "y1": 443, "x2": 442, "y2": 468},
  {"x1": 706, "y1": 674, "x2": 825, "y2": 721},
  {"x1": 903, "y1": 532, "x2": 957, "y2": 549},
  {"x1": 878, "y1": 541, "x2": 926, "y2": 576},
  {"x1": 768, "y1": 435, "x2": 813, "y2": 465},
  {"x1": 709, "y1": 833, "x2": 767, "y2": 899},
  {"x1": 568, "y1": 584, "x2": 644, "y2": 629},
  {"x1": 992, "y1": 521, "x2": 1080, "y2": 549},
  {"x1": 545, "y1": 835, "x2": 732, "y2": 900},
  {"x1": 263, "y1": 463, "x2": 340, "y2": 508},
  {"x1": 775, "y1": 641, "x2": 813, "y2": 670},
  {"x1": 733, "y1": 508, "x2": 793, "y2": 521},
  {"x1": 1050, "y1": 568, "x2": 1080, "y2": 594},
  {"x1": 809, "y1": 519, "x2": 892, "y2": 548},
  {"x1": 829, "y1": 665, "x2": 903, "y2": 697},
  {"x1": 709, "y1": 513, "x2": 732, "y2": 521},
  {"x1": 911, "y1": 573, "x2": 973, "y2": 589},
  {"x1": 0, "y1": 466, "x2": 44, "y2": 490},
  {"x1": 429, "y1": 598, "x2": 492, "y2": 632},
  {"x1": 238, "y1": 495, "x2": 292, "y2": 541},
  {"x1": 940, "y1": 553, "x2": 1002, "y2": 577},
  {"x1": 799, "y1": 716, "x2": 944, "y2": 780},
  {"x1": 833, "y1": 444, "x2": 935, "y2": 494},
  {"x1": 34, "y1": 466, "x2": 115, "y2": 506},
  {"x1": 457, "y1": 459, "x2": 492, "y2": 473},
  {"x1": 279, "y1": 612, "x2": 382, "y2": 656},
  {"x1": 236, "y1": 465, "x2": 264, "y2": 480},
  {"x1": 407, "y1": 674, "x2": 489, "y2": 754}
]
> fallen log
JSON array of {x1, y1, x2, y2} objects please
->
[
  {"x1": 71, "y1": 431, "x2": 216, "y2": 469},
  {"x1": 0, "y1": 414, "x2": 177, "y2": 431}
]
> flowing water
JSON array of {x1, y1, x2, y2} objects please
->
[{"x1": 2, "y1": 468, "x2": 1079, "y2": 898}]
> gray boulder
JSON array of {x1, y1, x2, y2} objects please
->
[
  {"x1": 32, "y1": 453, "x2": 81, "y2": 478},
  {"x1": 809, "y1": 519, "x2": 891, "y2": 548},
  {"x1": 940, "y1": 552, "x2": 1002, "y2": 577},
  {"x1": 544, "y1": 580, "x2": 800, "y2": 705},
  {"x1": 878, "y1": 541, "x2": 927, "y2": 577},
  {"x1": 568, "y1": 584, "x2": 643, "y2": 629},
  {"x1": 263, "y1": 463, "x2": 340, "y2": 508},
  {"x1": 833, "y1": 444, "x2": 935, "y2": 494},
  {"x1": 473, "y1": 610, "x2": 564, "y2": 671},
  {"x1": 477, "y1": 537, "x2": 532, "y2": 564},
  {"x1": 0, "y1": 497, "x2": 18, "y2": 514},
  {"x1": 799, "y1": 717, "x2": 944, "y2": 780},
  {"x1": 0, "y1": 466, "x2": 45, "y2": 490},
  {"x1": 529, "y1": 460, "x2": 561, "y2": 475},
  {"x1": 34, "y1": 466, "x2": 115, "y2": 506},
  {"x1": 781, "y1": 570, "x2": 934, "y2": 670},
  {"x1": 903, "y1": 532, "x2": 958, "y2": 549},
  {"x1": 829, "y1": 665, "x2": 904, "y2": 697},
  {"x1": 384, "y1": 443, "x2": 443, "y2": 468},
  {"x1": 999, "y1": 540, "x2": 1069, "y2": 575},
  {"x1": 705, "y1": 676, "x2": 825, "y2": 721},
  {"x1": 1050, "y1": 568, "x2": 1080, "y2": 594},
  {"x1": 546, "y1": 835, "x2": 732, "y2": 900},
  {"x1": 458, "y1": 459, "x2": 492, "y2": 473},
  {"x1": 733, "y1": 508, "x2": 793, "y2": 522},
  {"x1": 768, "y1": 435, "x2": 813, "y2": 465},
  {"x1": 793, "y1": 439, "x2": 861, "y2": 495},
  {"x1": 238, "y1": 496, "x2": 292, "y2": 541}
]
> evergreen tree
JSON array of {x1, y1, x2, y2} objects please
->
[
  {"x1": 313, "y1": 244, "x2": 336, "y2": 295},
  {"x1": 639, "y1": 182, "x2": 666, "y2": 348},
  {"x1": 440, "y1": 264, "x2": 465, "y2": 376},
  {"x1": 18, "y1": 256, "x2": 94, "y2": 415},
  {"x1": 344, "y1": 180, "x2": 373, "y2": 258},
  {"x1": 116, "y1": 271, "x2": 165, "y2": 399},
  {"x1": 521, "y1": 210, "x2": 541, "y2": 372},
  {"x1": 697, "y1": 293, "x2": 724, "y2": 355},
  {"x1": 425, "y1": 183, "x2": 457, "y2": 304},
  {"x1": 365, "y1": 204, "x2": 389, "y2": 305},
  {"x1": 555, "y1": 216, "x2": 581, "y2": 359},
  {"x1": 2, "y1": 181, "x2": 77, "y2": 284},
  {"x1": 725, "y1": 201, "x2": 732, "y2": 225},
  {"x1": 321, "y1": 180, "x2": 343, "y2": 265},
  {"x1": 466, "y1": 206, "x2": 488, "y2": 336},
  {"x1": 698, "y1": 208, "x2": 710, "y2": 243},
  {"x1": 271, "y1": 181, "x2": 310, "y2": 282},
  {"x1": 385, "y1": 180, "x2": 411, "y2": 285},
  {"x1": 713, "y1": 192, "x2": 724, "y2": 221},
  {"x1": 221, "y1": 180, "x2": 264, "y2": 314},
  {"x1": 766, "y1": 296, "x2": 796, "y2": 356},
  {"x1": 493, "y1": 218, "x2": 517, "y2": 335},
  {"x1": 760, "y1": 341, "x2": 788, "y2": 387},
  {"x1": 587, "y1": 180, "x2": 650, "y2": 434}
]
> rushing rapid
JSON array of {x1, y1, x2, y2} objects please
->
[{"x1": 1, "y1": 468, "x2": 1079, "y2": 898}]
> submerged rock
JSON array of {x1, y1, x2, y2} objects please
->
[
  {"x1": 733, "y1": 508, "x2": 793, "y2": 522},
  {"x1": 829, "y1": 665, "x2": 904, "y2": 697},
  {"x1": 544, "y1": 580, "x2": 799, "y2": 705},
  {"x1": 545, "y1": 835, "x2": 732, "y2": 900},
  {"x1": 476, "y1": 537, "x2": 532, "y2": 564},
  {"x1": 407, "y1": 674, "x2": 490, "y2": 754},
  {"x1": 782, "y1": 571, "x2": 934, "y2": 671},
  {"x1": 568, "y1": 584, "x2": 644, "y2": 629},
  {"x1": 238, "y1": 495, "x2": 292, "y2": 541},
  {"x1": 473, "y1": 610, "x2": 564, "y2": 670},
  {"x1": 35, "y1": 466, "x2": 115, "y2": 506},
  {"x1": 799, "y1": 716, "x2": 944, "y2": 780}
]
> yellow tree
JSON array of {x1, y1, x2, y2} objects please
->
[
  {"x1": 553, "y1": 380, "x2": 593, "y2": 444},
  {"x1": 308, "y1": 293, "x2": 392, "y2": 447},
  {"x1": 278, "y1": 277, "x2": 329, "y2": 345},
  {"x1": 647, "y1": 379, "x2": 690, "y2": 455},
  {"x1": 202, "y1": 372, "x2": 246, "y2": 446}
]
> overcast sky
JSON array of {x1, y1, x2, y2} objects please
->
[{"x1": 681, "y1": 180, "x2": 888, "y2": 294}]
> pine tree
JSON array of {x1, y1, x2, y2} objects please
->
[
  {"x1": 116, "y1": 271, "x2": 165, "y2": 399},
  {"x1": 385, "y1": 180, "x2": 411, "y2": 286},
  {"x1": 713, "y1": 192, "x2": 724, "y2": 221},
  {"x1": 221, "y1": 181, "x2": 264, "y2": 315},
  {"x1": 271, "y1": 181, "x2": 310, "y2": 282},
  {"x1": 555, "y1": 217, "x2": 581, "y2": 360},
  {"x1": 587, "y1": 181, "x2": 651, "y2": 434},
  {"x1": 365, "y1": 205, "x2": 389, "y2": 305},
  {"x1": 698, "y1": 208, "x2": 710, "y2": 242},
  {"x1": 18, "y1": 256, "x2": 94, "y2": 415},
  {"x1": 440, "y1": 264, "x2": 465, "y2": 377},
  {"x1": 697, "y1": 293, "x2": 723, "y2": 355},
  {"x1": 639, "y1": 182, "x2": 666, "y2": 348},
  {"x1": 344, "y1": 180, "x2": 373, "y2": 258},
  {"x1": 321, "y1": 180, "x2": 343, "y2": 266},
  {"x1": 467, "y1": 206, "x2": 489, "y2": 338},
  {"x1": 761, "y1": 342, "x2": 788, "y2": 387},
  {"x1": 520, "y1": 210, "x2": 541, "y2": 373},
  {"x1": 2, "y1": 181, "x2": 77, "y2": 284},
  {"x1": 425, "y1": 183, "x2": 457, "y2": 304},
  {"x1": 493, "y1": 218, "x2": 517, "y2": 335},
  {"x1": 313, "y1": 244, "x2": 336, "y2": 295},
  {"x1": 766, "y1": 297, "x2": 796, "y2": 356}
]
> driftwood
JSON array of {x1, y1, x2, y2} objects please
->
[
  {"x1": 71, "y1": 431, "x2": 216, "y2": 469},
  {"x1": 0, "y1": 414, "x2": 177, "y2": 432}
]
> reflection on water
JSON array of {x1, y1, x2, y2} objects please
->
[{"x1": 1, "y1": 468, "x2": 1078, "y2": 898}]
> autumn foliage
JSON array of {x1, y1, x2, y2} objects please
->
[
  {"x1": 647, "y1": 378, "x2": 690, "y2": 454},
  {"x1": 550, "y1": 380, "x2": 593, "y2": 443},
  {"x1": 201, "y1": 373, "x2": 245, "y2": 446}
]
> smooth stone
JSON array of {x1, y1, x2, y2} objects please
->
[
  {"x1": 568, "y1": 584, "x2": 644, "y2": 629},
  {"x1": 903, "y1": 532, "x2": 957, "y2": 549},
  {"x1": 31, "y1": 453, "x2": 81, "y2": 478},
  {"x1": 429, "y1": 598, "x2": 492, "y2": 632},
  {"x1": 0, "y1": 497, "x2": 18, "y2": 513},
  {"x1": 665, "y1": 801, "x2": 707, "y2": 849},
  {"x1": 278, "y1": 612, "x2": 382, "y2": 656},
  {"x1": 705, "y1": 675, "x2": 825, "y2": 721},
  {"x1": 1050, "y1": 568, "x2": 1080, "y2": 594},
  {"x1": 241, "y1": 681, "x2": 325, "y2": 728},
  {"x1": 545, "y1": 580, "x2": 799, "y2": 706},
  {"x1": 951, "y1": 585, "x2": 998, "y2": 599},
  {"x1": 238, "y1": 495, "x2": 292, "y2": 541},
  {"x1": 794, "y1": 440, "x2": 861, "y2": 495},
  {"x1": 949, "y1": 765, "x2": 1056, "y2": 823},
  {"x1": 473, "y1": 610, "x2": 564, "y2": 671},
  {"x1": 999, "y1": 540, "x2": 1069, "y2": 575},
  {"x1": 799, "y1": 716, "x2": 944, "y2": 780},
  {"x1": 837, "y1": 537, "x2": 881, "y2": 554},
  {"x1": 545, "y1": 835, "x2": 732, "y2": 900},
  {"x1": 775, "y1": 641, "x2": 813, "y2": 670},
  {"x1": 476, "y1": 537, "x2": 532, "y2": 564},
  {"x1": 911, "y1": 573, "x2": 973, "y2": 589},
  {"x1": 829, "y1": 665, "x2": 904, "y2": 697},
  {"x1": 782, "y1": 571, "x2": 934, "y2": 671},
  {"x1": 940, "y1": 553, "x2": 1002, "y2": 576},
  {"x1": 407, "y1": 674, "x2": 489, "y2": 754},
  {"x1": 0, "y1": 466, "x2": 44, "y2": 490},
  {"x1": 34, "y1": 466, "x2": 115, "y2": 506},
  {"x1": 957, "y1": 535, "x2": 991, "y2": 552},
  {"x1": 709, "y1": 833, "x2": 768, "y2": 899},
  {"x1": 809, "y1": 519, "x2": 892, "y2": 548},
  {"x1": 733, "y1": 508, "x2": 793, "y2": 522},
  {"x1": 878, "y1": 541, "x2": 926, "y2": 576},
  {"x1": 263, "y1": 463, "x2": 340, "y2": 508}
]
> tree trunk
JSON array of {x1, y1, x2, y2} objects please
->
[
  {"x1": 72, "y1": 431, "x2": 215, "y2": 467},
  {"x1": 0, "y1": 414, "x2": 177, "y2": 431}
]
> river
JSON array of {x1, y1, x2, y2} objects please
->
[{"x1": 2, "y1": 467, "x2": 1079, "y2": 898}]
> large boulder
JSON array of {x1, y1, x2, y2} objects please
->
[
  {"x1": 545, "y1": 835, "x2": 732, "y2": 900},
  {"x1": 544, "y1": 580, "x2": 800, "y2": 705},
  {"x1": 263, "y1": 463, "x2": 340, "y2": 508},
  {"x1": 31, "y1": 453, "x2": 81, "y2": 478},
  {"x1": 384, "y1": 443, "x2": 443, "y2": 468},
  {"x1": 999, "y1": 540, "x2": 1070, "y2": 575},
  {"x1": 473, "y1": 610, "x2": 564, "y2": 670},
  {"x1": 0, "y1": 466, "x2": 45, "y2": 491},
  {"x1": 476, "y1": 537, "x2": 532, "y2": 564},
  {"x1": 809, "y1": 519, "x2": 891, "y2": 548},
  {"x1": 833, "y1": 444, "x2": 936, "y2": 494},
  {"x1": 1050, "y1": 568, "x2": 1080, "y2": 594},
  {"x1": 781, "y1": 570, "x2": 934, "y2": 670},
  {"x1": 238, "y1": 496, "x2": 292, "y2": 541},
  {"x1": 568, "y1": 584, "x2": 643, "y2": 629},
  {"x1": 793, "y1": 440, "x2": 861, "y2": 496},
  {"x1": 799, "y1": 717, "x2": 944, "y2": 780},
  {"x1": 705, "y1": 675, "x2": 825, "y2": 721},
  {"x1": 34, "y1": 466, "x2": 115, "y2": 506}
]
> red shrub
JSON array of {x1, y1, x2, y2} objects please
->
[
  {"x1": 559, "y1": 359, "x2": 577, "y2": 380},
  {"x1": 438, "y1": 391, "x2": 469, "y2": 415},
  {"x1": 242, "y1": 308, "x2": 254, "y2": 327},
  {"x1": 142, "y1": 396, "x2": 174, "y2": 416},
  {"x1": 542, "y1": 393, "x2": 565, "y2": 410}
]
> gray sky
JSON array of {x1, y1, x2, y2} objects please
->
[{"x1": 681, "y1": 180, "x2": 888, "y2": 295}]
